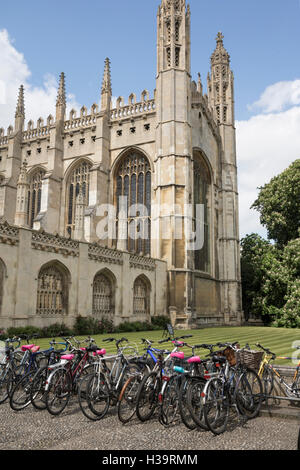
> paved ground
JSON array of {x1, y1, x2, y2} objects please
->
[{"x1": 0, "y1": 397, "x2": 299, "y2": 451}]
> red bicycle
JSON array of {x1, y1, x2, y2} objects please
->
[{"x1": 44, "y1": 336, "x2": 102, "y2": 416}]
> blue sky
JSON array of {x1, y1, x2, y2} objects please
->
[
  {"x1": 0, "y1": 0, "x2": 299, "y2": 239},
  {"x1": 1, "y1": 0, "x2": 299, "y2": 120}
]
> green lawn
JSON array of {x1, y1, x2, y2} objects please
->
[{"x1": 26, "y1": 326, "x2": 300, "y2": 366}]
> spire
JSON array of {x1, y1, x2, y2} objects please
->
[
  {"x1": 56, "y1": 72, "x2": 66, "y2": 107},
  {"x1": 15, "y1": 85, "x2": 25, "y2": 119},
  {"x1": 101, "y1": 58, "x2": 112, "y2": 95},
  {"x1": 197, "y1": 73, "x2": 203, "y2": 94},
  {"x1": 101, "y1": 58, "x2": 112, "y2": 111},
  {"x1": 56, "y1": 73, "x2": 66, "y2": 121},
  {"x1": 208, "y1": 32, "x2": 234, "y2": 126},
  {"x1": 211, "y1": 31, "x2": 230, "y2": 66}
]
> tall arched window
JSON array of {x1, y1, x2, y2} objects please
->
[
  {"x1": 193, "y1": 154, "x2": 211, "y2": 273},
  {"x1": 27, "y1": 168, "x2": 46, "y2": 228},
  {"x1": 115, "y1": 151, "x2": 151, "y2": 255},
  {"x1": 133, "y1": 276, "x2": 150, "y2": 316},
  {"x1": 66, "y1": 160, "x2": 92, "y2": 237},
  {"x1": 36, "y1": 263, "x2": 69, "y2": 316},
  {"x1": 92, "y1": 271, "x2": 114, "y2": 317}
]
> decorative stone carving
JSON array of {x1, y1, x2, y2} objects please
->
[{"x1": 32, "y1": 231, "x2": 79, "y2": 257}]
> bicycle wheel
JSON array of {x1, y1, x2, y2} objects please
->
[
  {"x1": 186, "y1": 377, "x2": 208, "y2": 430},
  {"x1": 117, "y1": 372, "x2": 143, "y2": 424},
  {"x1": 159, "y1": 376, "x2": 180, "y2": 427},
  {"x1": 234, "y1": 368, "x2": 263, "y2": 419},
  {"x1": 0, "y1": 366, "x2": 12, "y2": 405},
  {"x1": 30, "y1": 366, "x2": 49, "y2": 410},
  {"x1": 85, "y1": 372, "x2": 110, "y2": 419},
  {"x1": 178, "y1": 376, "x2": 198, "y2": 430},
  {"x1": 45, "y1": 368, "x2": 72, "y2": 416},
  {"x1": 136, "y1": 371, "x2": 160, "y2": 422},
  {"x1": 261, "y1": 365, "x2": 274, "y2": 396},
  {"x1": 10, "y1": 372, "x2": 35, "y2": 411},
  {"x1": 203, "y1": 377, "x2": 230, "y2": 435},
  {"x1": 78, "y1": 372, "x2": 105, "y2": 421}
]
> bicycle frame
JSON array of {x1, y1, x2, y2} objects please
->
[
  {"x1": 45, "y1": 349, "x2": 92, "y2": 392},
  {"x1": 256, "y1": 342, "x2": 300, "y2": 402}
]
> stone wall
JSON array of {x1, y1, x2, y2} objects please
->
[{"x1": 0, "y1": 222, "x2": 168, "y2": 329}]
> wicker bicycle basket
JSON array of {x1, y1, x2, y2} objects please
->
[{"x1": 235, "y1": 349, "x2": 263, "y2": 371}]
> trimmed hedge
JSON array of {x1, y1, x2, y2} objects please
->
[{"x1": 0, "y1": 315, "x2": 170, "y2": 340}]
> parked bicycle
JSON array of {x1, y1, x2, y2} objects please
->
[
  {"x1": 256, "y1": 342, "x2": 300, "y2": 399},
  {"x1": 44, "y1": 336, "x2": 101, "y2": 416},
  {"x1": 201, "y1": 342, "x2": 263, "y2": 435},
  {"x1": 78, "y1": 337, "x2": 144, "y2": 421}
]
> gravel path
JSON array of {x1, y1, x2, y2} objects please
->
[{"x1": 0, "y1": 397, "x2": 299, "y2": 451}]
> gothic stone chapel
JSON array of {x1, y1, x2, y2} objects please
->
[{"x1": 0, "y1": 0, "x2": 243, "y2": 330}]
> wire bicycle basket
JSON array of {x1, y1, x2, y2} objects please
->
[{"x1": 235, "y1": 349, "x2": 264, "y2": 371}]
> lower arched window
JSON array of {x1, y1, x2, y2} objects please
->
[
  {"x1": 133, "y1": 276, "x2": 150, "y2": 316},
  {"x1": 36, "y1": 263, "x2": 68, "y2": 315},
  {"x1": 92, "y1": 272, "x2": 114, "y2": 317}
]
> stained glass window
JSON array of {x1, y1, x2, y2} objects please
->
[
  {"x1": 115, "y1": 152, "x2": 151, "y2": 255},
  {"x1": 193, "y1": 156, "x2": 211, "y2": 273}
]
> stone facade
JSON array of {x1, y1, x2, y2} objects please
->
[
  {"x1": 0, "y1": 221, "x2": 167, "y2": 329},
  {"x1": 0, "y1": 0, "x2": 243, "y2": 329}
]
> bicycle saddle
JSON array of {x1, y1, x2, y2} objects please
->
[
  {"x1": 61, "y1": 354, "x2": 74, "y2": 361},
  {"x1": 187, "y1": 356, "x2": 202, "y2": 364},
  {"x1": 21, "y1": 344, "x2": 35, "y2": 351},
  {"x1": 171, "y1": 352, "x2": 185, "y2": 360},
  {"x1": 93, "y1": 349, "x2": 106, "y2": 356}
]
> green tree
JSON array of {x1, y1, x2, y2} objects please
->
[
  {"x1": 241, "y1": 160, "x2": 300, "y2": 327},
  {"x1": 251, "y1": 159, "x2": 300, "y2": 246}
]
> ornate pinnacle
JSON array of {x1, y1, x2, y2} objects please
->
[
  {"x1": 211, "y1": 31, "x2": 230, "y2": 65},
  {"x1": 56, "y1": 72, "x2": 66, "y2": 107},
  {"x1": 17, "y1": 159, "x2": 29, "y2": 185},
  {"x1": 216, "y1": 31, "x2": 224, "y2": 45},
  {"x1": 15, "y1": 85, "x2": 25, "y2": 119},
  {"x1": 101, "y1": 58, "x2": 112, "y2": 95}
]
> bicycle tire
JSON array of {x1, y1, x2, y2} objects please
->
[
  {"x1": 9, "y1": 372, "x2": 35, "y2": 411},
  {"x1": 261, "y1": 365, "x2": 274, "y2": 396},
  {"x1": 234, "y1": 368, "x2": 263, "y2": 419},
  {"x1": 117, "y1": 372, "x2": 143, "y2": 424},
  {"x1": 84, "y1": 372, "x2": 110, "y2": 419},
  {"x1": 186, "y1": 376, "x2": 209, "y2": 431},
  {"x1": 45, "y1": 368, "x2": 72, "y2": 416},
  {"x1": 30, "y1": 366, "x2": 49, "y2": 410},
  {"x1": 203, "y1": 377, "x2": 230, "y2": 435},
  {"x1": 159, "y1": 376, "x2": 180, "y2": 427},
  {"x1": 77, "y1": 372, "x2": 106, "y2": 421},
  {"x1": 178, "y1": 376, "x2": 198, "y2": 430},
  {"x1": 0, "y1": 365, "x2": 12, "y2": 405},
  {"x1": 136, "y1": 371, "x2": 161, "y2": 422}
]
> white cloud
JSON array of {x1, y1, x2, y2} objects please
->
[
  {"x1": 0, "y1": 29, "x2": 80, "y2": 130},
  {"x1": 249, "y1": 79, "x2": 300, "y2": 114},
  {"x1": 237, "y1": 86, "x2": 300, "y2": 239}
]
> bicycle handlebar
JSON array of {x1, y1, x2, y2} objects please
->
[{"x1": 255, "y1": 343, "x2": 276, "y2": 358}]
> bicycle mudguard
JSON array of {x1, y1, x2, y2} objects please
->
[{"x1": 44, "y1": 363, "x2": 68, "y2": 391}]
